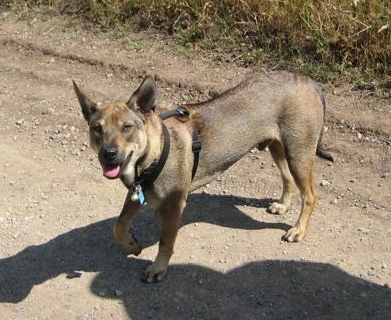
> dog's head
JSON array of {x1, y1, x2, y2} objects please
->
[{"x1": 73, "y1": 76, "x2": 157, "y2": 183}]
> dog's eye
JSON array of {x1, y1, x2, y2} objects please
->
[
  {"x1": 91, "y1": 122, "x2": 102, "y2": 134},
  {"x1": 122, "y1": 124, "x2": 133, "y2": 132}
]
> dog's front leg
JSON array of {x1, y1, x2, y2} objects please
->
[
  {"x1": 113, "y1": 191, "x2": 142, "y2": 255},
  {"x1": 143, "y1": 198, "x2": 186, "y2": 283}
]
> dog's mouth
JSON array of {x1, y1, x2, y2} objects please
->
[
  {"x1": 102, "y1": 165, "x2": 121, "y2": 179},
  {"x1": 102, "y1": 151, "x2": 133, "y2": 179}
]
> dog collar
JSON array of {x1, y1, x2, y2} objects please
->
[
  {"x1": 129, "y1": 107, "x2": 201, "y2": 204},
  {"x1": 135, "y1": 123, "x2": 170, "y2": 191}
]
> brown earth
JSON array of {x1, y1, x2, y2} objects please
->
[{"x1": 0, "y1": 12, "x2": 390, "y2": 320}]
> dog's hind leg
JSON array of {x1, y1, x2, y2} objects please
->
[
  {"x1": 113, "y1": 191, "x2": 142, "y2": 255},
  {"x1": 143, "y1": 196, "x2": 187, "y2": 282},
  {"x1": 282, "y1": 151, "x2": 317, "y2": 242},
  {"x1": 267, "y1": 141, "x2": 295, "y2": 215}
]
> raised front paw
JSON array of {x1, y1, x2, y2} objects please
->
[
  {"x1": 123, "y1": 239, "x2": 141, "y2": 256},
  {"x1": 113, "y1": 226, "x2": 141, "y2": 255},
  {"x1": 142, "y1": 262, "x2": 168, "y2": 283},
  {"x1": 282, "y1": 225, "x2": 306, "y2": 242}
]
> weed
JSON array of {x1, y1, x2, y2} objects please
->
[{"x1": 1, "y1": 0, "x2": 389, "y2": 91}]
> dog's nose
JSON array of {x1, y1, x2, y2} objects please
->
[{"x1": 103, "y1": 147, "x2": 118, "y2": 161}]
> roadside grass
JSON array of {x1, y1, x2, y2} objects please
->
[{"x1": 1, "y1": 0, "x2": 390, "y2": 92}]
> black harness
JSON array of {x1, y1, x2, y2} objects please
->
[{"x1": 127, "y1": 107, "x2": 201, "y2": 203}]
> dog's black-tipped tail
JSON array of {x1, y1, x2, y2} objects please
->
[
  {"x1": 313, "y1": 81, "x2": 334, "y2": 162},
  {"x1": 316, "y1": 144, "x2": 334, "y2": 162},
  {"x1": 316, "y1": 118, "x2": 334, "y2": 162}
]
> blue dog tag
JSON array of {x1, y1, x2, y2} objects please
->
[
  {"x1": 131, "y1": 185, "x2": 146, "y2": 205},
  {"x1": 137, "y1": 187, "x2": 145, "y2": 205}
]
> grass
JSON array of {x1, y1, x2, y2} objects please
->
[{"x1": 1, "y1": 0, "x2": 390, "y2": 91}]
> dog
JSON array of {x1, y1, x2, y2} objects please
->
[{"x1": 73, "y1": 71, "x2": 333, "y2": 282}]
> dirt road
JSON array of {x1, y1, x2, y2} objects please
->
[{"x1": 0, "y1": 13, "x2": 390, "y2": 319}]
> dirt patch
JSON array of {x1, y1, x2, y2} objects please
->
[{"x1": 0, "y1": 13, "x2": 390, "y2": 319}]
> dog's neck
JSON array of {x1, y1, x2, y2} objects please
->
[
  {"x1": 136, "y1": 114, "x2": 165, "y2": 177},
  {"x1": 129, "y1": 108, "x2": 200, "y2": 191}
]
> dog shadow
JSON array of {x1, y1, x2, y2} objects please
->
[
  {"x1": 0, "y1": 192, "x2": 284, "y2": 304},
  {"x1": 130, "y1": 192, "x2": 290, "y2": 249},
  {"x1": 186, "y1": 192, "x2": 285, "y2": 229},
  {"x1": 0, "y1": 191, "x2": 390, "y2": 319},
  {"x1": 1, "y1": 215, "x2": 389, "y2": 320},
  {"x1": 92, "y1": 261, "x2": 391, "y2": 320}
]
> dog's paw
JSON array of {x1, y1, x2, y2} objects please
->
[
  {"x1": 282, "y1": 226, "x2": 306, "y2": 242},
  {"x1": 268, "y1": 202, "x2": 289, "y2": 215},
  {"x1": 113, "y1": 226, "x2": 141, "y2": 255},
  {"x1": 142, "y1": 263, "x2": 167, "y2": 283},
  {"x1": 124, "y1": 241, "x2": 141, "y2": 256}
]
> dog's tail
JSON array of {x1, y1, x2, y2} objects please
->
[
  {"x1": 316, "y1": 143, "x2": 334, "y2": 162},
  {"x1": 314, "y1": 83, "x2": 334, "y2": 162}
]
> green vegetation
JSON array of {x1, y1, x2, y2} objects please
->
[{"x1": 1, "y1": 0, "x2": 390, "y2": 90}]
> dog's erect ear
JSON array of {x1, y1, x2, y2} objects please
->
[
  {"x1": 73, "y1": 80, "x2": 97, "y2": 123},
  {"x1": 127, "y1": 76, "x2": 156, "y2": 115}
]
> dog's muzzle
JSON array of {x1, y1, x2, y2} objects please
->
[{"x1": 99, "y1": 147, "x2": 133, "y2": 179}]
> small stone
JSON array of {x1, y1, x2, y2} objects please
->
[
  {"x1": 114, "y1": 289, "x2": 123, "y2": 297},
  {"x1": 66, "y1": 271, "x2": 82, "y2": 279},
  {"x1": 367, "y1": 267, "x2": 376, "y2": 276},
  {"x1": 98, "y1": 291, "x2": 106, "y2": 297},
  {"x1": 320, "y1": 180, "x2": 330, "y2": 187}
]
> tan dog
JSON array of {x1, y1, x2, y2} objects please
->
[{"x1": 73, "y1": 71, "x2": 333, "y2": 282}]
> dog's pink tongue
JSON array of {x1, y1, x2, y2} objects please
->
[{"x1": 103, "y1": 165, "x2": 120, "y2": 179}]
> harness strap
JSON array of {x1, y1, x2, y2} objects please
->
[
  {"x1": 136, "y1": 124, "x2": 170, "y2": 190},
  {"x1": 191, "y1": 131, "x2": 201, "y2": 180},
  {"x1": 160, "y1": 107, "x2": 189, "y2": 120},
  {"x1": 134, "y1": 107, "x2": 201, "y2": 190},
  {"x1": 162, "y1": 107, "x2": 201, "y2": 180}
]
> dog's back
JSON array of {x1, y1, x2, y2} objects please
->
[{"x1": 187, "y1": 71, "x2": 326, "y2": 190}]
